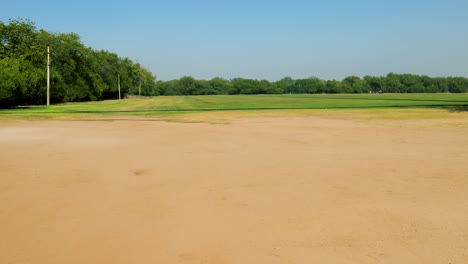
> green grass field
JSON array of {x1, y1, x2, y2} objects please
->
[{"x1": 1, "y1": 94, "x2": 468, "y2": 119}]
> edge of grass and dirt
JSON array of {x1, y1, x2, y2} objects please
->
[{"x1": 0, "y1": 94, "x2": 467, "y2": 124}]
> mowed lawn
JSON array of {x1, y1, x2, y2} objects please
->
[{"x1": 1, "y1": 94, "x2": 468, "y2": 118}]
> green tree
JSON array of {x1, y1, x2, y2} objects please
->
[
  {"x1": 295, "y1": 77, "x2": 325, "y2": 94},
  {"x1": 275, "y1": 77, "x2": 296, "y2": 93},
  {"x1": 0, "y1": 57, "x2": 26, "y2": 107},
  {"x1": 364, "y1": 76, "x2": 384, "y2": 93},
  {"x1": 448, "y1": 77, "x2": 468, "y2": 93},
  {"x1": 177, "y1": 76, "x2": 198, "y2": 95},
  {"x1": 208, "y1": 77, "x2": 232, "y2": 94},
  {"x1": 342, "y1": 76, "x2": 367, "y2": 93},
  {"x1": 325, "y1": 80, "x2": 342, "y2": 94}
]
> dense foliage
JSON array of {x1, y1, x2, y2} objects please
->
[
  {"x1": 152, "y1": 74, "x2": 468, "y2": 97},
  {"x1": 0, "y1": 19, "x2": 156, "y2": 107},
  {"x1": 1, "y1": 19, "x2": 467, "y2": 107}
]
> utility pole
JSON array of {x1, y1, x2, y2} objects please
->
[
  {"x1": 118, "y1": 74, "x2": 121, "y2": 100},
  {"x1": 139, "y1": 80, "x2": 141, "y2": 97},
  {"x1": 47, "y1": 46, "x2": 50, "y2": 106}
]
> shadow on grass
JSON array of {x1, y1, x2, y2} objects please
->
[
  {"x1": 14, "y1": 106, "x2": 32, "y2": 110},
  {"x1": 441, "y1": 105, "x2": 468, "y2": 112},
  {"x1": 317, "y1": 96, "x2": 468, "y2": 103},
  {"x1": 0, "y1": 106, "x2": 32, "y2": 110},
  {"x1": 3, "y1": 104, "x2": 467, "y2": 115}
]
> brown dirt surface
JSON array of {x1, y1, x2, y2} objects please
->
[{"x1": 1, "y1": 113, "x2": 468, "y2": 263}]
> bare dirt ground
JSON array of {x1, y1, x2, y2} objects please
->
[{"x1": 1, "y1": 113, "x2": 468, "y2": 263}]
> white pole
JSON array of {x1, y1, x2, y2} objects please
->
[
  {"x1": 118, "y1": 74, "x2": 121, "y2": 100},
  {"x1": 47, "y1": 46, "x2": 50, "y2": 106},
  {"x1": 139, "y1": 81, "x2": 141, "y2": 97}
]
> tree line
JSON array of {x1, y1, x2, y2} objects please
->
[
  {"x1": 0, "y1": 19, "x2": 156, "y2": 107},
  {"x1": 1, "y1": 19, "x2": 467, "y2": 107},
  {"x1": 152, "y1": 74, "x2": 468, "y2": 96}
]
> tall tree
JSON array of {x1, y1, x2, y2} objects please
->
[{"x1": 0, "y1": 18, "x2": 158, "y2": 107}]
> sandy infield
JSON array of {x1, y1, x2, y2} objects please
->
[{"x1": 1, "y1": 115, "x2": 468, "y2": 263}]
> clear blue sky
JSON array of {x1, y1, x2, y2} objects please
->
[{"x1": 2, "y1": 0, "x2": 468, "y2": 81}]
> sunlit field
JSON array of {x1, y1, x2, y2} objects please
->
[{"x1": 1, "y1": 94, "x2": 467, "y2": 119}]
